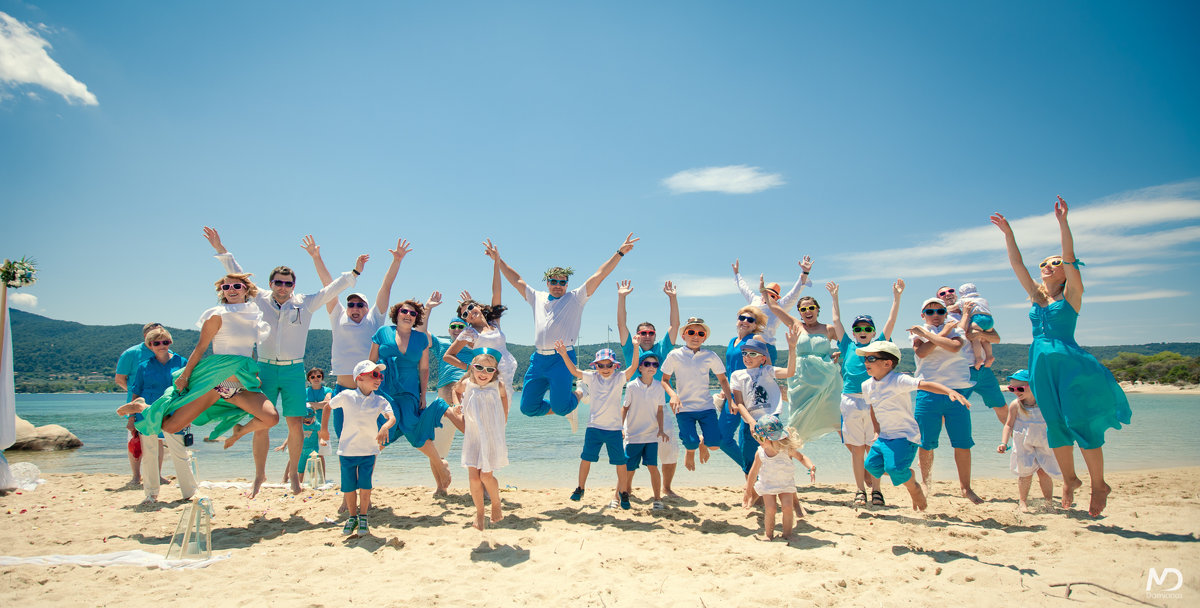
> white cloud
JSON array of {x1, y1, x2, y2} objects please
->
[
  {"x1": 843, "y1": 296, "x2": 887, "y2": 304},
  {"x1": 0, "y1": 11, "x2": 97, "y2": 105},
  {"x1": 8, "y1": 292, "x2": 38, "y2": 309},
  {"x1": 1083, "y1": 289, "x2": 1189, "y2": 304},
  {"x1": 663, "y1": 165, "x2": 784, "y2": 194},
  {"x1": 666, "y1": 274, "x2": 740, "y2": 297}
]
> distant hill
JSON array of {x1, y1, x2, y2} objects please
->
[{"x1": 8, "y1": 309, "x2": 1200, "y2": 392}]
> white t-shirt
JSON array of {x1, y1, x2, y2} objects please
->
[
  {"x1": 623, "y1": 378, "x2": 666, "y2": 443},
  {"x1": 329, "y1": 389, "x2": 390, "y2": 457},
  {"x1": 912, "y1": 324, "x2": 975, "y2": 389},
  {"x1": 524, "y1": 285, "x2": 590, "y2": 350},
  {"x1": 329, "y1": 304, "x2": 386, "y2": 375},
  {"x1": 581, "y1": 370, "x2": 626, "y2": 431},
  {"x1": 861, "y1": 372, "x2": 922, "y2": 443},
  {"x1": 661, "y1": 348, "x2": 726, "y2": 412},
  {"x1": 729, "y1": 366, "x2": 784, "y2": 420},
  {"x1": 197, "y1": 303, "x2": 268, "y2": 357}
]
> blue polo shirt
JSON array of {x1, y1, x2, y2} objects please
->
[
  {"x1": 838, "y1": 333, "x2": 891, "y2": 395},
  {"x1": 621, "y1": 334, "x2": 674, "y2": 381},
  {"x1": 116, "y1": 343, "x2": 155, "y2": 400},
  {"x1": 130, "y1": 353, "x2": 187, "y2": 404}
]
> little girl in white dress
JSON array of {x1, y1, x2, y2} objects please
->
[
  {"x1": 454, "y1": 349, "x2": 509, "y2": 530},
  {"x1": 743, "y1": 415, "x2": 814, "y2": 541},
  {"x1": 998, "y1": 369, "x2": 1060, "y2": 511}
]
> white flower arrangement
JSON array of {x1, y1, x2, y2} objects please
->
[{"x1": 2, "y1": 257, "x2": 38, "y2": 288}]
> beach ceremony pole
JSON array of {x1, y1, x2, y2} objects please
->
[{"x1": 0, "y1": 284, "x2": 16, "y2": 491}]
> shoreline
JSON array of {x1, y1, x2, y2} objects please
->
[
  {"x1": 1119, "y1": 381, "x2": 1200, "y2": 395},
  {"x1": 3, "y1": 469, "x2": 1199, "y2": 606}
]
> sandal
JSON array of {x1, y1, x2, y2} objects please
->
[
  {"x1": 871, "y1": 490, "x2": 885, "y2": 506},
  {"x1": 853, "y1": 490, "x2": 867, "y2": 506}
]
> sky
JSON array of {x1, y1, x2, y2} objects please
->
[{"x1": 2, "y1": 1, "x2": 1199, "y2": 351}]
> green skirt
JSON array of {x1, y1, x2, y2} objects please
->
[{"x1": 133, "y1": 354, "x2": 264, "y2": 440}]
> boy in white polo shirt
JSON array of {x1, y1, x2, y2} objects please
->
[
  {"x1": 329, "y1": 360, "x2": 396, "y2": 536},
  {"x1": 661, "y1": 317, "x2": 734, "y2": 472},
  {"x1": 858, "y1": 341, "x2": 968, "y2": 511},
  {"x1": 555, "y1": 342, "x2": 637, "y2": 509},
  {"x1": 622, "y1": 352, "x2": 675, "y2": 509}
]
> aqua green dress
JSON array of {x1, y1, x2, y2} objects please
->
[
  {"x1": 1028, "y1": 300, "x2": 1130, "y2": 449},
  {"x1": 784, "y1": 332, "x2": 842, "y2": 445}
]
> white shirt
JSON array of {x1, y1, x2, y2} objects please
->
[
  {"x1": 623, "y1": 378, "x2": 666, "y2": 443},
  {"x1": 329, "y1": 303, "x2": 386, "y2": 375},
  {"x1": 197, "y1": 303, "x2": 268, "y2": 357},
  {"x1": 328, "y1": 389, "x2": 390, "y2": 457},
  {"x1": 581, "y1": 370, "x2": 626, "y2": 431},
  {"x1": 912, "y1": 324, "x2": 975, "y2": 389},
  {"x1": 861, "y1": 372, "x2": 923, "y2": 443},
  {"x1": 216, "y1": 252, "x2": 356, "y2": 360},
  {"x1": 729, "y1": 366, "x2": 783, "y2": 420},
  {"x1": 524, "y1": 284, "x2": 590, "y2": 350},
  {"x1": 661, "y1": 348, "x2": 726, "y2": 412},
  {"x1": 735, "y1": 271, "x2": 805, "y2": 344}
]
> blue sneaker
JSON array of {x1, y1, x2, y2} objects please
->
[
  {"x1": 619, "y1": 492, "x2": 631, "y2": 510},
  {"x1": 570, "y1": 487, "x2": 585, "y2": 501},
  {"x1": 341, "y1": 516, "x2": 358, "y2": 536}
]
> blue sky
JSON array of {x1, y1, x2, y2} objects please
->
[{"x1": 2, "y1": 1, "x2": 1198, "y2": 349}]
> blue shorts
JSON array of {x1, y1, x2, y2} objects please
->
[
  {"x1": 865, "y1": 437, "x2": 919, "y2": 486},
  {"x1": 581, "y1": 427, "x2": 626, "y2": 466},
  {"x1": 971, "y1": 366, "x2": 1006, "y2": 409},
  {"x1": 970, "y1": 313, "x2": 995, "y2": 331},
  {"x1": 914, "y1": 389, "x2": 975, "y2": 450},
  {"x1": 339, "y1": 455, "x2": 376, "y2": 492},
  {"x1": 676, "y1": 409, "x2": 722, "y2": 450},
  {"x1": 624, "y1": 442, "x2": 658, "y2": 471}
]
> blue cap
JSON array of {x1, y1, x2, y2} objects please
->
[
  {"x1": 852, "y1": 315, "x2": 875, "y2": 328},
  {"x1": 638, "y1": 351, "x2": 660, "y2": 364},
  {"x1": 449, "y1": 317, "x2": 466, "y2": 326},
  {"x1": 741, "y1": 338, "x2": 770, "y2": 356},
  {"x1": 1009, "y1": 369, "x2": 1030, "y2": 383},
  {"x1": 475, "y1": 347, "x2": 503, "y2": 364},
  {"x1": 304, "y1": 407, "x2": 315, "y2": 418}
]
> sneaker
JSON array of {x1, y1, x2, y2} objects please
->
[
  {"x1": 341, "y1": 516, "x2": 358, "y2": 536},
  {"x1": 357, "y1": 516, "x2": 369, "y2": 536},
  {"x1": 619, "y1": 492, "x2": 631, "y2": 510},
  {"x1": 570, "y1": 487, "x2": 585, "y2": 501},
  {"x1": 652, "y1": 500, "x2": 664, "y2": 510},
  {"x1": 609, "y1": 499, "x2": 620, "y2": 509},
  {"x1": 566, "y1": 408, "x2": 579, "y2": 434}
]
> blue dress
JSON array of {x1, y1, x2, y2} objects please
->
[
  {"x1": 785, "y1": 333, "x2": 842, "y2": 445},
  {"x1": 1028, "y1": 300, "x2": 1130, "y2": 449},
  {"x1": 371, "y1": 326, "x2": 448, "y2": 448}
]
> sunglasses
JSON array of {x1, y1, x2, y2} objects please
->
[
  {"x1": 637, "y1": 330, "x2": 656, "y2": 336},
  {"x1": 220, "y1": 283, "x2": 245, "y2": 291},
  {"x1": 1007, "y1": 386, "x2": 1028, "y2": 393},
  {"x1": 396, "y1": 308, "x2": 419, "y2": 317},
  {"x1": 547, "y1": 279, "x2": 569, "y2": 286},
  {"x1": 938, "y1": 289, "x2": 955, "y2": 297},
  {"x1": 1039, "y1": 259, "x2": 1063, "y2": 268},
  {"x1": 449, "y1": 323, "x2": 466, "y2": 330},
  {"x1": 864, "y1": 355, "x2": 894, "y2": 363},
  {"x1": 594, "y1": 362, "x2": 616, "y2": 369},
  {"x1": 641, "y1": 360, "x2": 659, "y2": 368},
  {"x1": 359, "y1": 371, "x2": 383, "y2": 379},
  {"x1": 346, "y1": 301, "x2": 367, "y2": 309},
  {"x1": 798, "y1": 305, "x2": 818, "y2": 312},
  {"x1": 272, "y1": 280, "x2": 294, "y2": 287},
  {"x1": 151, "y1": 340, "x2": 172, "y2": 346},
  {"x1": 742, "y1": 351, "x2": 765, "y2": 358},
  {"x1": 472, "y1": 364, "x2": 497, "y2": 373},
  {"x1": 737, "y1": 314, "x2": 757, "y2": 324},
  {"x1": 852, "y1": 326, "x2": 874, "y2": 333},
  {"x1": 923, "y1": 308, "x2": 947, "y2": 315},
  {"x1": 308, "y1": 375, "x2": 323, "y2": 380},
  {"x1": 685, "y1": 329, "x2": 706, "y2": 337},
  {"x1": 463, "y1": 304, "x2": 478, "y2": 312}
]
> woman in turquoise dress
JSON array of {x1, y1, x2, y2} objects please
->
[
  {"x1": 763, "y1": 278, "x2": 842, "y2": 449},
  {"x1": 369, "y1": 298, "x2": 455, "y2": 494},
  {"x1": 118, "y1": 272, "x2": 279, "y2": 498},
  {"x1": 992, "y1": 196, "x2": 1131, "y2": 517}
]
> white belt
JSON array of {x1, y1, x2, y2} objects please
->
[
  {"x1": 260, "y1": 358, "x2": 304, "y2": 366},
  {"x1": 536, "y1": 346, "x2": 572, "y2": 356}
]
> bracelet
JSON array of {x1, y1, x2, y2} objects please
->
[
  {"x1": 617, "y1": 250, "x2": 624, "y2": 257},
  {"x1": 351, "y1": 269, "x2": 361, "y2": 276}
]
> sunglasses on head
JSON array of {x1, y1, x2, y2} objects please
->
[
  {"x1": 852, "y1": 326, "x2": 875, "y2": 333},
  {"x1": 737, "y1": 314, "x2": 757, "y2": 324},
  {"x1": 449, "y1": 323, "x2": 466, "y2": 330},
  {"x1": 798, "y1": 305, "x2": 818, "y2": 313},
  {"x1": 547, "y1": 279, "x2": 568, "y2": 286},
  {"x1": 637, "y1": 330, "x2": 656, "y2": 336},
  {"x1": 151, "y1": 340, "x2": 172, "y2": 346},
  {"x1": 346, "y1": 301, "x2": 367, "y2": 308},
  {"x1": 272, "y1": 280, "x2": 294, "y2": 287},
  {"x1": 685, "y1": 329, "x2": 706, "y2": 337},
  {"x1": 1007, "y1": 386, "x2": 1028, "y2": 393},
  {"x1": 359, "y1": 370, "x2": 383, "y2": 379},
  {"x1": 594, "y1": 362, "x2": 616, "y2": 369},
  {"x1": 220, "y1": 283, "x2": 245, "y2": 291},
  {"x1": 396, "y1": 308, "x2": 418, "y2": 317},
  {"x1": 923, "y1": 308, "x2": 947, "y2": 315},
  {"x1": 938, "y1": 289, "x2": 955, "y2": 297},
  {"x1": 1039, "y1": 259, "x2": 1063, "y2": 268},
  {"x1": 472, "y1": 364, "x2": 496, "y2": 373},
  {"x1": 641, "y1": 360, "x2": 659, "y2": 368}
]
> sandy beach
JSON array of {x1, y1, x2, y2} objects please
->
[
  {"x1": 1120, "y1": 382, "x2": 1200, "y2": 395},
  {"x1": 2, "y1": 468, "x2": 1197, "y2": 607}
]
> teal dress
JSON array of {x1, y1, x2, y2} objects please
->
[
  {"x1": 133, "y1": 355, "x2": 263, "y2": 441},
  {"x1": 372, "y1": 326, "x2": 448, "y2": 448},
  {"x1": 1028, "y1": 300, "x2": 1130, "y2": 449},
  {"x1": 784, "y1": 333, "x2": 842, "y2": 445}
]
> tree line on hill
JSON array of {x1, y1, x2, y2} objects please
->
[{"x1": 8, "y1": 309, "x2": 1200, "y2": 392}]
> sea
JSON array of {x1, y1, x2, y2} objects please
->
[{"x1": 9, "y1": 392, "x2": 1199, "y2": 489}]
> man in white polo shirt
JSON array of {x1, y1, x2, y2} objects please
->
[
  {"x1": 485, "y1": 234, "x2": 639, "y2": 422},
  {"x1": 909, "y1": 297, "x2": 981, "y2": 504},
  {"x1": 204, "y1": 227, "x2": 363, "y2": 494}
]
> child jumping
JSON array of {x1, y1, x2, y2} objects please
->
[
  {"x1": 858, "y1": 341, "x2": 969, "y2": 511},
  {"x1": 660, "y1": 317, "x2": 733, "y2": 472},
  {"x1": 743, "y1": 415, "x2": 811, "y2": 541},
  {"x1": 622, "y1": 352, "x2": 674, "y2": 509},
  {"x1": 454, "y1": 348, "x2": 510, "y2": 530},
  {"x1": 329, "y1": 360, "x2": 396, "y2": 537},
  {"x1": 997, "y1": 369, "x2": 1061, "y2": 511}
]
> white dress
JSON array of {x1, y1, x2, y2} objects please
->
[
  {"x1": 752, "y1": 446, "x2": 796, "y2": 496},
  {"x1": 456, "y1": 324, "x2": 517, "y2": 400},
  {"x1": 1011, "y1": 404, "x2": 1061, "y2": 478},
  {"x1": 460, "y1": 383, "x2": 508, "y2": 472}
]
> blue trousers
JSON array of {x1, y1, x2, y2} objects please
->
[
  {"x1": 520, "y1": 351, "x2": 580, "y2": 417},
  {"x1": 715, "y1": 401, "x2": 757, "y2": 474}
]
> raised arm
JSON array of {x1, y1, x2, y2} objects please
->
[
  {"x1": 1056, "y1": 196, "x2": 1084, "y2": 312},
  {"x1": 553, "y1": 340, "x2": 584, "y2": 379},
  {"x1": 760, "y1": 274, "x2": 799, "y2": 330},
  {"x1": 826, "y1": 282, "x2": 845, "y2": 342},
  {"x1": 376, "y1": 238, "x2": 411, "y2": 317},
  {"x1": 583, "y1": 233, "x2": 638, "y2": 297},
  {"x1": 732, "y1": 259, "x2": 756, "y2": 303},
  {"x1": 664, "y1": 281, "x2": 680, "y2": 344},
  {"x1": 483, "y1": 239, "x2": 528, "y2": 296},
  {"x1": 882, "y1": 279, "x2": 904, "y2": 338},
  {"x1": 301, "y1": 235, "x2": 337, "y2": 313},
  {"x1": 490, "y1": 258, "x2": 503, "y2": 307},
  {"x1": 616, "y1": 280, "x2": 633, "y2": 345},
  {"x1": 775, "y1": 325, "x2": 801, "y2": 379},
  {"x1": 990, "y1": 212, "x2": 1039, "y2": 300},
  {"x1": 203, "y1": 226, "x2": 244, "y2": 274},
  {"x1": 778, "y1": 256, "x2": 813, "y2": 306},
  {"x1": 304, "y1": 255, "x2": 365, "y2": 312}
]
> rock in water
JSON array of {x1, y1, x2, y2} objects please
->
[{"x1": 10, "y1": 415, "x2": 83, "y2": 451}]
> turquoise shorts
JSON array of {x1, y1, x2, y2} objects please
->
[
  {"x1": 581, "y1": 428, "x2": 626, "y2": 465},
  {"x1": 258, "y1": 362, "x2": 307, "y2": 418},
  {"x1": 865, "y1": 437, "x2": 918, "y2": 485},
  {"x1": 914, "y1": 388, "x2": 975, "y2": 450}
]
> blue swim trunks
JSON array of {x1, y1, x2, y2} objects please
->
[
  {"x1": 971, "y1": 366, "x2": 1006, "y2": 409},
  {"x1": 970, "y1": 313, "x2": 995, "y2": 331},
  {"x1": 339, "y1": 455, "x2": 377, "y2": 492},
  {"x1": 624, "y1": 442, "x2": 659, "y2": 471},
  {"x1": 581, "y1": 427, "x2": 626, "y2": 466},
  {"x1": 676, "y1": 409, "x2": 722, "y2": 451},
  {"x1": 865, "y1": 437, "x2": 919, "y2": 486},
  {"x1": 914, "y1": 389, "x2": 975, "y2": 451}
]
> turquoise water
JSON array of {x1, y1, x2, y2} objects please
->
[{"x1": 9, "y1": 392, "x2": 1199, "y2": 489}]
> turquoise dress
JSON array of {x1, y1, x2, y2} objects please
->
[
  {"x1": 372, "y1": 326, "x2": 448, "y2": 448},
  {"x1": 784, "y1": 333, "x2": 842, "y2": 445},
  {"x1": 1028, "y1": 300, "x2": 1130, "y2": 449}
]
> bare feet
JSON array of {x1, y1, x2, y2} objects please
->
[
  {"x1": 1062, "y1": 476, "x2": 1082, "y2": 509},
  {"x1": 249, "y1": 475, "x2": 266, "y2": 499},
  {"x1": 663, "y1": 489, "x2": 680, "y2": 499},
  {"x1": 1018, "y1": 500, "x2": 1030, "y2": 512},
  {"x1": 754, "y1": 533, "x2": 774, "y2": 542},
  {"x1": 116, "y1": 398, "x2": 148, "y2": 417},
  {"x1": 473, "y1": 512, "x2": 486, "y2": 531},
  {"x1": 441, "y1": 459, "x2": 452, "y2": 489},
  {"x1": 910, "y1": 483, "x2": 928, "y2": 512},
  {"x1": 961, "y1": 487, "x2": 984, "y2": 505},
  {"x1": 684, "y1": 451, "x2": 696, "y2": 471},
  {"x1": 290, "y1": 476, "x2": 302, "y2": 495},
  {"x1": 1089, "y1": 482, "x2": 1111, "y2": 517},
  {"x1": 698, "y1": 444, "x2": 710, "y2": 464},
  {"x1": 224, "y1": 424, "x2": 247, "y2": 450},
  {"x1": 491, "y1": 504, "x2": 503, "y2": 524}
]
